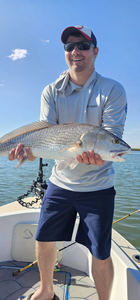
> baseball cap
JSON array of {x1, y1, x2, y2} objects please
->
[{"x1": 61, "y1": 25, "x2": 97, "y2": 47}]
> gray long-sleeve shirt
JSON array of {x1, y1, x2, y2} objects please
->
[{"x1": 40, "y1": 70, "x2": 127, "y2": 192}]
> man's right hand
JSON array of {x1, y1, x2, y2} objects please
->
[{"x1": 8, "y1": 143, "x2": 36, "y2": 162}]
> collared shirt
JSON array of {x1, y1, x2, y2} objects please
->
[{"x1": 40, "y1": 70, "x2": 127, "y2": 192}]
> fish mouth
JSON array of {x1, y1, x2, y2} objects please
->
[{"x1": 110, "y1": 149, "x2": 131, "y2": 160}]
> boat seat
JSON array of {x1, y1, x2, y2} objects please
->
[{"x1": 12, "y1": 223, "x2": 63, "y2": 262}]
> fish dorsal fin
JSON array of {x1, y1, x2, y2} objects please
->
[
  {"x1": 0, "y1": 121, "x2": 53, "y2": 144},
  {"x1": 62, "y1": 122, "x2": 77, "y2": 125}
]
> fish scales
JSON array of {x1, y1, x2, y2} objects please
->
[
  {"x1": 0, "y1": 123, "x2": 93, "y2": 157},
  {"x1": 28, "y1": 123, "x2": 94, "y2": 157},
  {"x1": 40, "y1": 123, "x2": 94, "y2": 150}
]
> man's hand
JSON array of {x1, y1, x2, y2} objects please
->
[
  {"x1": 77, "y1": 150, "x2": 105, "y2": 166},
  {"x1": 8, "y1": 143, "x2": 36, "y2": 162}
]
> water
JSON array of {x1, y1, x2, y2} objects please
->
[{"x1": 0, "y1": 152, "x2": 140, "y2": 252}]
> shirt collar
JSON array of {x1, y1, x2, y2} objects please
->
[{"x1": 55, "y1": 69, "x2": 98, "y2": 96}]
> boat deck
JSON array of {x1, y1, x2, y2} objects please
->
[{"x1": 0, "y1": 260, "x2": 97, "y2": 300}]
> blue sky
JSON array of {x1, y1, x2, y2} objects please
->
[{"x1": 0, "y1": 0, "x2": 140, "y2": 148}]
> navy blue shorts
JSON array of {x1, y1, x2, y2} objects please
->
[{"x1": 35, "y1": 181, "x2": 115, "y2": 260}]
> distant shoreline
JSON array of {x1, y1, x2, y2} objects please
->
[{"x1": 131, "y1": 148, "x2": 140, "y2": 151}]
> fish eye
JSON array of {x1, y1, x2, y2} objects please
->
[{"x1": 112, "y1": 138, "x2": 119, "y2": 144}]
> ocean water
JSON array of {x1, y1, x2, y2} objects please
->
[{"x1": 0, "y1": 152, "x2": 140, "y2": 252}]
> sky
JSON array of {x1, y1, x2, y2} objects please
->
[{"x1": 0, "y1": 0, "x2": 140, "y2": 148}]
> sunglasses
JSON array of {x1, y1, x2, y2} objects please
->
[{"x1": 64, "y1": 41, "x2": 95, "y2": 52}]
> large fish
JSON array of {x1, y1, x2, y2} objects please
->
[{"x1": 0, "y1": 121, "x2": 131, "y2": 170}]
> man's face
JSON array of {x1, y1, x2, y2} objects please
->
[{"x1": 65, "y1": 35, "x2": 99, "y2": 75}]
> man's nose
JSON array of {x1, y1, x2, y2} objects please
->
[{"x1": 71, "y1": 45, "x2": 81, "y2": 54}]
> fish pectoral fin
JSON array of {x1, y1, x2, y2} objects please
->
[
  {"x1": 16, "y1": 154, "x2": 29, "y2": 168},
  {"x1": 58, "y1": 147, "x2": 72, "y2": 153},
  {"x1": 58, "y1": 141, "x2": 81, "y2": 153},
  {"x1": 57, "y1": 158, "x2": 79, "y2": 171}
]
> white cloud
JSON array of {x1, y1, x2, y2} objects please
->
[
  {"x1": 0, "y1": 80, "x2": 4, "y2": 87},
  {"x1": 41, "y1": 39, "x2": 50, "y2": 45},
  {"x1": 8, "y1": 49, "x2": 28, "y2": 61}
]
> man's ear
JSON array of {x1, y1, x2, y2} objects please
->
[{"x1": 94, "y1": 47, "x2": 99, "y2": 59}]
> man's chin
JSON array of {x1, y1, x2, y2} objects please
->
[{"x1": 71, "y1": 65, "x2": 85, "y2": 72}]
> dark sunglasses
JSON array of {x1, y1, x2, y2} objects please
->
[{"x1": 64, "y1": 41, "x2": 95, "y2": 52}]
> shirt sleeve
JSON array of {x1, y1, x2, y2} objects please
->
[
  {"x1": 102, "y1": 81, "x2": 127, "y2": 139},
  {"x1": 40, "y1": 84, "x2": 58, "y2": 125}
]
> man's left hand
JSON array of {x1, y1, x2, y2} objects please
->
[{"x1": 77, "y1": 150, "x2": 105, "y2": 166}]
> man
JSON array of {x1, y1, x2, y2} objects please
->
[{"x1": 9, "y1": 25, "x2": 127, "y2": 300}]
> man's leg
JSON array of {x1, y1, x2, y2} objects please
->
[
  {"x1": 92, "y1": 255, "x2": 114, "y2": 300},
  {"x1": 27, "y1": 241, "x2": 57, "y2": 300}
]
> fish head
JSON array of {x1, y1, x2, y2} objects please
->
[
  {"x1": 107, "y1": 137, "x2": 131, "y2": 162},
  {"x1": 95, "y1": 129, "x2": 131, "y2": 162},
  {"x1": 81, "y1": 128, "x2": 131, "y2": 162}
]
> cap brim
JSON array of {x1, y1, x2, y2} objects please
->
[{"x1": 61, "y1": 26, "x2": 92, "y2": 44}]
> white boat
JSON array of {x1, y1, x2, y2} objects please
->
[
  {"x1": 0, "y1": 198, "x2": 140, "y2": 300},
  {"x1": 0, "y1": 160, "x2": 140, "y2": 300}
]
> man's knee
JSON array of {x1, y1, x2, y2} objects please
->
[
  {"x1": 92, "y1": 255, "x2": 113, "y2": 271},
  {"x1": 36, "y1": 241, "x2": 56, "y2": 253}
]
